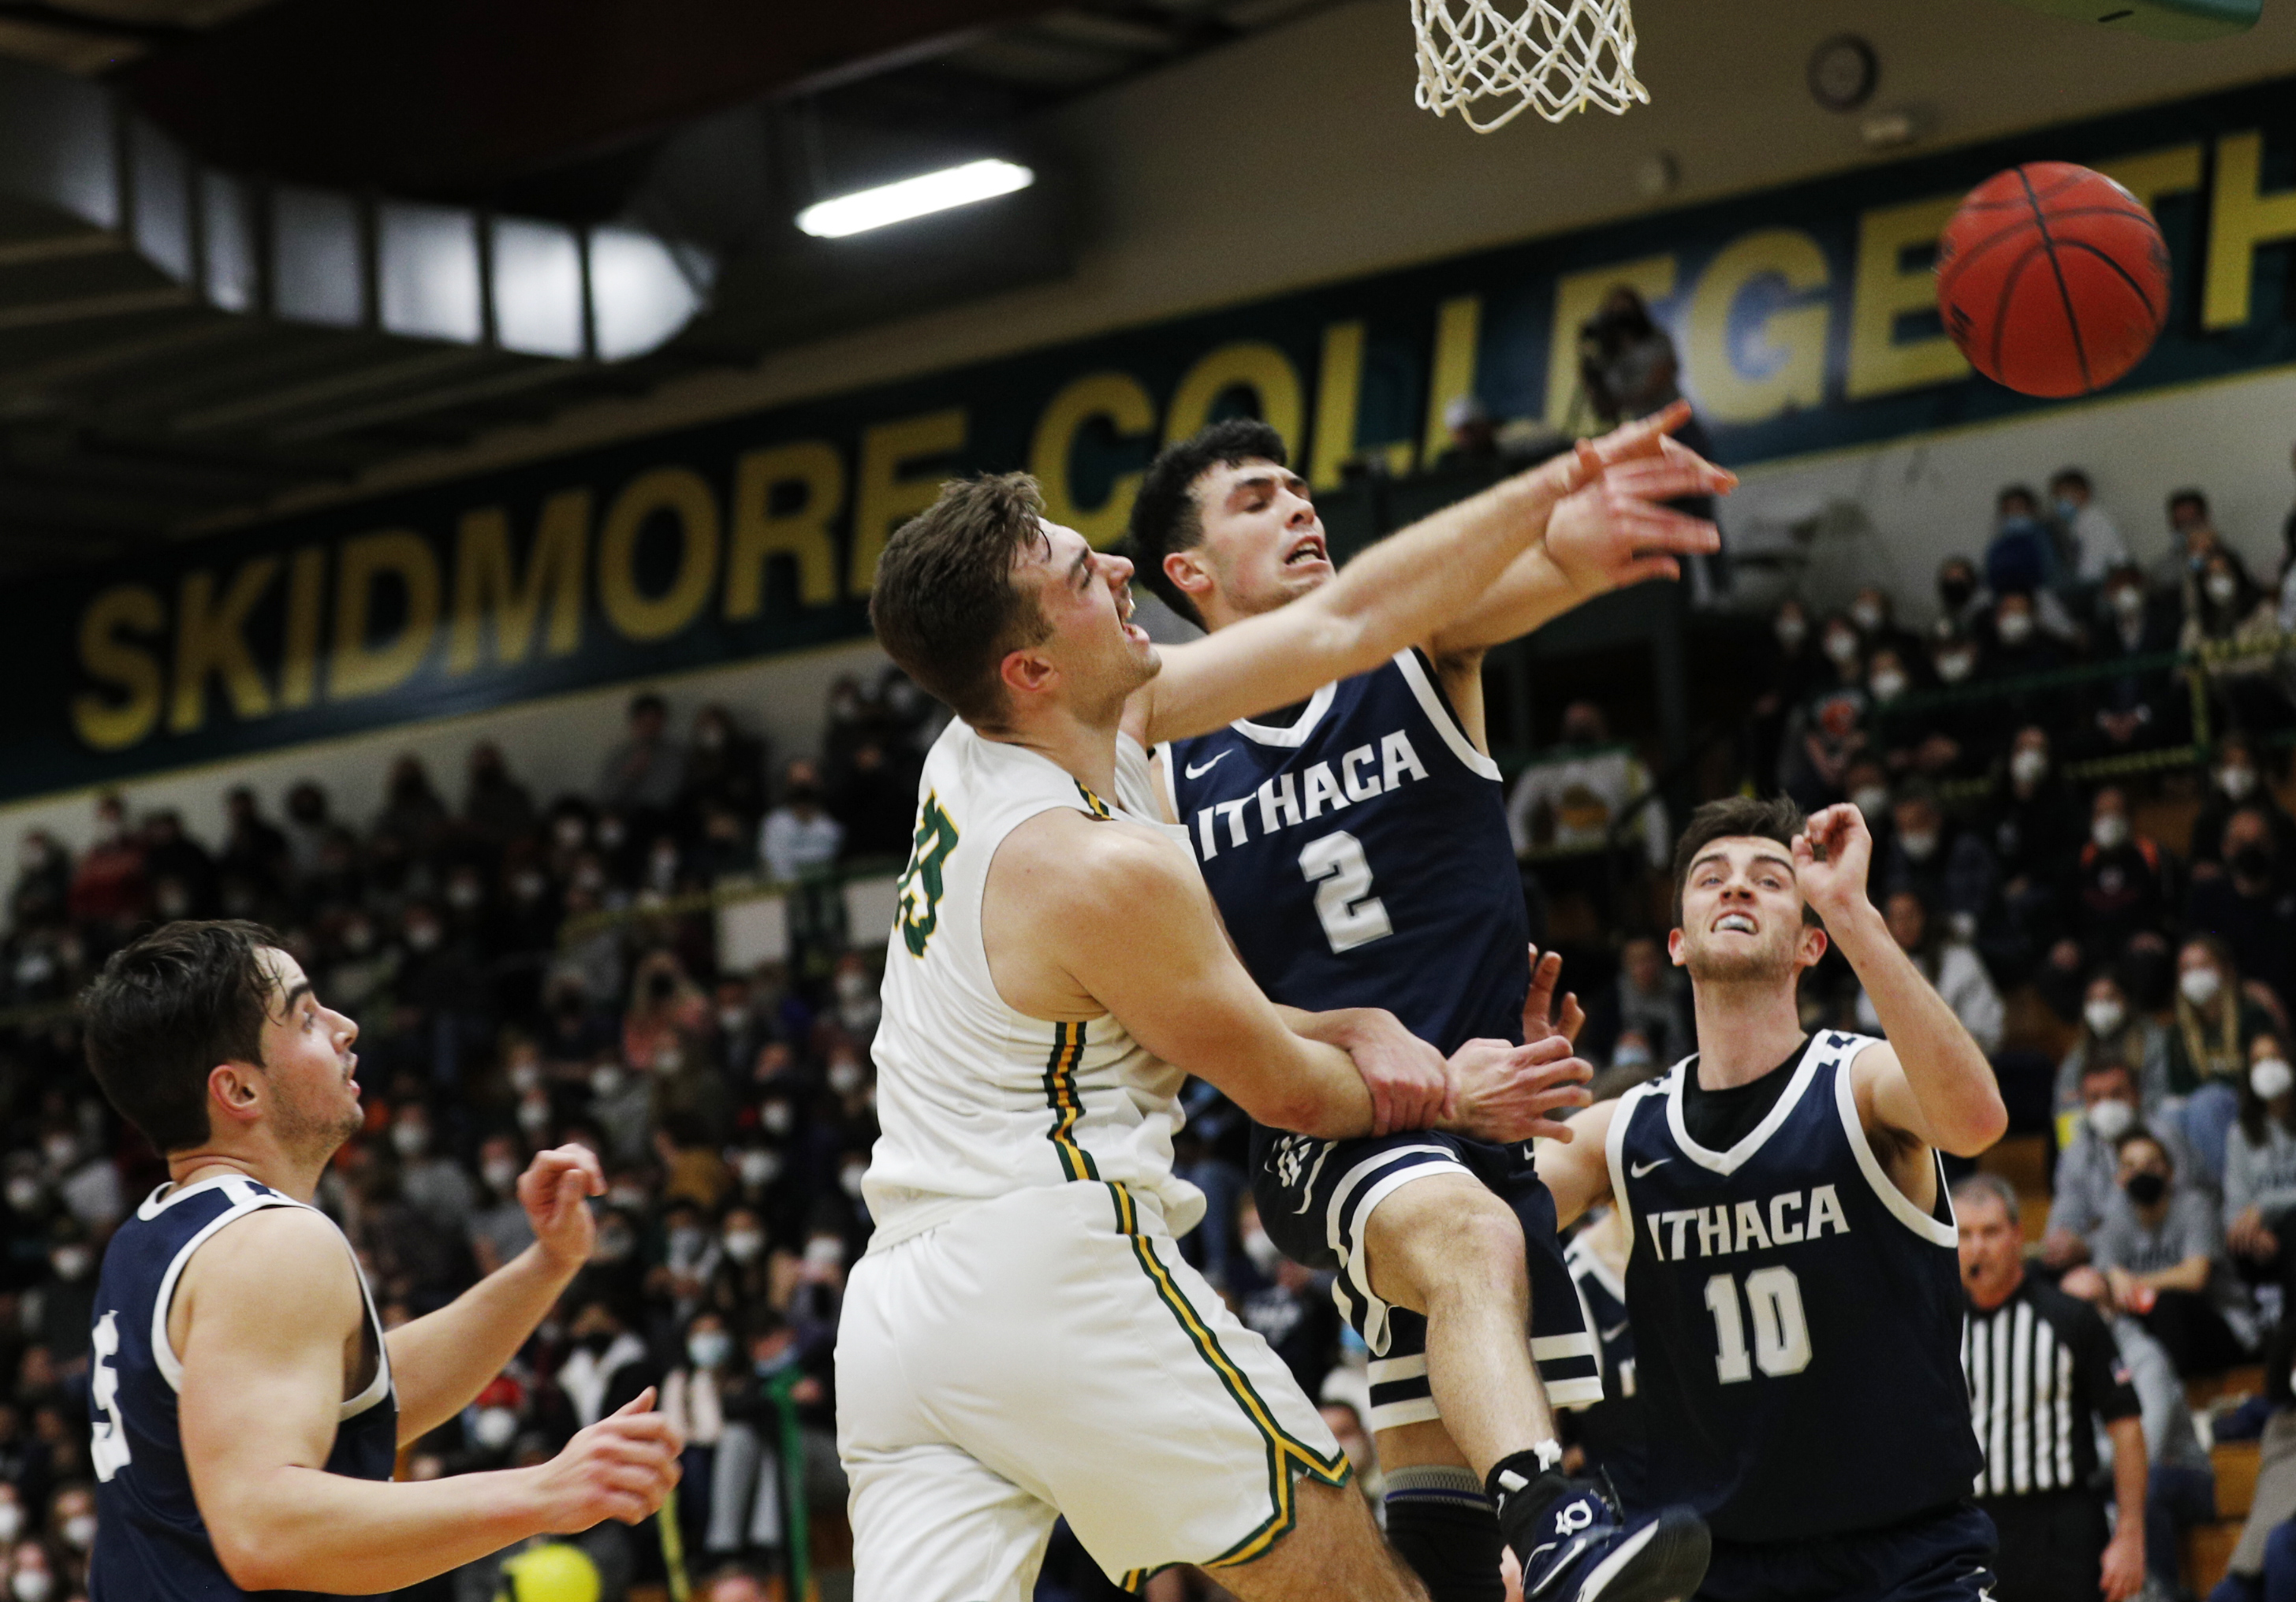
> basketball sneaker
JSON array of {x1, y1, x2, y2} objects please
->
[{"x1": 1502, "y1": 1479, "x2": 1710, "y2": 1602}]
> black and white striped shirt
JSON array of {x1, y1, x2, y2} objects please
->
[{"x1": 1961, "y1": 1276, "x2": 2139, "y2": 1498}]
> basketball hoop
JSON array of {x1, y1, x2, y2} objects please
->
[{"x1": 1411, "y1": 0, "x2": 1649, "y2": 132}]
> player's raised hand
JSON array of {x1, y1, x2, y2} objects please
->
[
  {"x1": 1542, "y1": 454, "x2": 1734, "y2": 598},
  {"x1": 1791, "y1": 803, "x2": 1875, "y2": 922},
  {"x1": 1331, "y1": 1008, "x2": 1454, "y2": 1135},
  {"x1": 518, "y1": 1143, "x2": 606, "y2": 1272},
  {"x1": 531, "y1": 1388, "x2": 683, "y2": 1532},
  {"x1": 1523, "y1": 944, "x2": 1585, "y2": 1048},
  {"x1": 1441, "y1": 1034, "x2": 1592, "y2": 1145}
]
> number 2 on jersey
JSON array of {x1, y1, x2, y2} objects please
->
[
  {"x1": 1299, "y1": 831, "x2": 1392, "y2": 953},
  {"x1": 1703, "y1": 1266, "x2": 1813, "y2": 1383}
]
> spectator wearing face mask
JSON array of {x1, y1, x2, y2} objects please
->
[
  {"x1": 1865, "y1": 647, "x2": 1959, "y2": 780},
  {"x1": 2195, "y1": 736, "x2": 2296, "y2": 878},
  {"x1": 1988, "y1": 485, "x2": 2067, "y2": 598},
  {"x1": 2190, "y1": 807, "x2": 2296, "y2": 1018},
  {"x1": 758, "y1": 760, "x2": 843, "y2": 886},
  {"x1": 468, "y1": 1132, "x2": 539, "y2": 1276},
  {"x1": 2095, "y1": 1128, "x2": 2253, "y2": 1376},
  {"x1": 2225, "y1": 1031, "x2": 2296, "y2": 1306},
  {"x1": 65, "y1": 794, "x2": 145, "y2": 932},
  {"x1": 2044, "y1": 1059, "x2": 2191, "y2": 1271},
  {"x1": 662, "y1": 1309, "x2": 740, "y2": 1557},
  {"x1": 1751, "y1": 600, "x2": 1821, "y2": 790},
  {"x1": 6, "y1": 1540, "x2": 57, "y2": 1602},
  {"x1": 1780, "y1": 631, "x2": 1869, "y2": 811},
  {"x1": 680, "y1": 705, "x2": 768, "y2": 836},
  {"x1": 2089, "y1": 563, "x2": 2183, "y2": 758},
  {"x1": 2160, "y1": 488, "x2": 2231, "y2": 597},
  {"x1": 1878, "y1": 781, "x2": 1997, "y2": 944},
  {"x1": 29, "y1": 1221, "x2": 95, "y2": 1368},
  {"x1": 557, "y1": 1298, "x2": 658, "y2": 1429},
  {"x1": 1234, "y1": 1198, "x2": 1340, "y2": 1403},
  {"x1": 2185, "y1": 553, "x2": 2290, "y2": 735},
  {"x1": 1975, "y1": 591, "x2": 2074, "y2": 743},
  {"x1": 2067, "y1": 788, "x2": 2174, "y2": 971},
  {"x1": 2051, "y1": 468, "x2": 2132, "y2": 590},
  {"x1": 2052, "y1": 972, "x2": 2171, "y2": 1129},
  {"x1": 598, "y1": 691, "x2": 687, "y2": 831},
  {"x1": 2168, "y1": 936, "x2": 2279, "y2": 1189},
  {"x1": 1848, "y1": 585, "x2": 1926, "y2": 670},
  {"x1": 1987, "y1": 728, "x2": 2088, "y2": 961},
  {"x1": 1938, "y1": 556, "x2": 1990, "y2": 636},
  {"x1": 1853, "y1": 888, "x2": 2003, "y2": 1053},
  {"x1": 391, "y1": 1099, "x2": 479, "y2": 1235}
]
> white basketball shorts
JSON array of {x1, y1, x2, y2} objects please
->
[{"x1": 835, "y1": 1179, "x2": 1351, "y2": 1600}]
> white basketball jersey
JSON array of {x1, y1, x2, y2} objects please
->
[{"x1": 862, "y1": 718, "x2": 1207, "y2": 1249}]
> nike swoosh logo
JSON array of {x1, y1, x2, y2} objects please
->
[
  {"x1": 1601, "y1": 1322, "x2": 1630, "y2": 1342},
  {"x1": 1183, "y1": 751, "x2": 1232, "y2": 779},
  {"x1": 1630, "y1": 1158, "x2": 1670, "y2": 1177}
]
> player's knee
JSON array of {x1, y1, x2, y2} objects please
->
[{"x1": 1406, "y1": 1192, "x2": 1527, "y2": 1296}]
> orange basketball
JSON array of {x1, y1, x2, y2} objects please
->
[{"x1": 1936, "y1": 162, "x2": 2170, "y2": 398}]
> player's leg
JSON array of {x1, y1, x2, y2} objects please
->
[
  {"x1": 1210, "y1": 1477, "x2": 1428, "y2": 1602},
  {"x1": 844, "y1": 1441, "x2": 1058, "y2": 1602},
  {"x1": 1376, "y1": 1418, "x2": 1505, "y2": 1602}
]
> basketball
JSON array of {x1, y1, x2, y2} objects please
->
[{"x1": 1936, "y1": 161, "x2": 2171, "y2": 398}]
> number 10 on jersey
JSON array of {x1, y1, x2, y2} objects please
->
[{"x1": 1704, "y1": 1266, "x2": 1813, "y2": 1383}]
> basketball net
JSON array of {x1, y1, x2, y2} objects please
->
[{"x1": 1411, "y1": 0, "x2": 1648, "y2": 132}]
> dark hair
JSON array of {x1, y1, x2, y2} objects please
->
[
  {"x1": 1996, "y1": 484, "x2": 2040, "y2": 514},
  {"x1": 1669, "y1": 795, "x2": 1808, "y2": 926},
  {"x1": 2049, "y1": 468, "x2": 2091, "y2": 494},
  {"x1": 2114, "y1": 1126, "x2": 2173, "y2": 1168},
  {"x1": 80, "y1": 920, "x2": 281, "y2": 1154},
  {"x1": 2237, "y1": 1032, "x2": 2292, "y2": 1146},
  {"x1": 869, "y1": 472, "x2": 1053, "y2": 727},
  {"x1": 629, "y1": 691, "x2": 666, "y2": 720},
  {"x1": 2168, "y1": 488, "x2": 2209, "y2": 518},
  {"x1": 1122, "y1": 418, "x2": 1289, "y2": 629}
]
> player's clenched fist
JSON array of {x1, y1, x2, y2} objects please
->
[
  {"x1": 1441, "y1": 1034, "x2": 1592, "y2": 1145},
  {"x1": 530, "y1": 1388, "x2": 683, "y2": 1531}
]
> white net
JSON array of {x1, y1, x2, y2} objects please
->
[{"x1": 1411, "y1": 0, "x2": 1648, "y2": 132}]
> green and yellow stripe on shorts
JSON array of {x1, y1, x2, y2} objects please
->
[{"x1": 1105, "y1": 1180, "x2": 1351, "y2": 1586}]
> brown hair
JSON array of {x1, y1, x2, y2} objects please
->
[
  {"x1": 869, "y1": 473, "x2": 1053, "y2": 727},
  {"x1": 1669, "y1": 795, "x2": 1810, "y2": 926},
  {"x1": 80, "y1": 920, "x2": 280, "y2": 1153}
]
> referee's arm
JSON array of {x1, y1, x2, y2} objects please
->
[{"x1": 2072, "y1": 1301, "x2": 2148, "y2": 1602}]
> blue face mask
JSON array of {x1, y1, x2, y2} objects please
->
[{"x1": 2055, "y1": 499, "x2": 2079, "y2": 524}]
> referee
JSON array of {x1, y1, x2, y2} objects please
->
[{"x1": 1956, "y1": 1174, "x2": 2147, "y2": 1602}]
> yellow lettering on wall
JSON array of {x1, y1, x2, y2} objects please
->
[
  {"x1": 1847, "y1": 195, "x2": 1969, "y2": 399},
  {"x1": 170, "y1": 558, "x2": 278, "y2": 733},
  {"x1": 1164, "y1": 341, "x2": 1304, "y2": 449},
  {"x1": 726, "y1": 442, "x2": 844, "y2": 615},
  {"x1": 1546, "y1": 257, "x2": 1676, "y2": 432},
  {"x1": 449, "y1": 490, "x2": 591, "y2": 672},
  {"x1": 1422, "y1": 296, "x2": 1482, "y2": 466},
  {"x1": 72, "y1": 584, "x2": 165, "y2": 752},
  {"x1": 2205, "y1": 131, "x2": 2296, "y2": 330},
  {"x1": 330, "y1": 531, "x2": 442, "y2": 701},
  {"x1": 598, "y1": 468, "x2": 721, "y2": 643},
  {"x1": 1310, "y1": 322, "x2": 1366, "y2": 490},
  {"x1": 2098, "y1": 144, "x2": 2203, "y2": 218},
  {"x1": 852, "y1": 408, "x2": 967, "y2": 594},
  {"x1": 278, "y1": 547, "x2": 325, "y2": 710},
  {"x1": 1684, "y1": 229, "x2": 1832, "y2": 425},
  {"x1": 1029, "y1": 373, "x2": 1155, "y2": 549}
]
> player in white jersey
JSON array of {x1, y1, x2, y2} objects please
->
[{"x1": 839, "y1": 438, "x2": 1703, "y2": 1600}]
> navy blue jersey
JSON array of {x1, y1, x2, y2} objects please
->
[
  {"x1": 1607, "y1": 1034, "x2": 1983, "y2": 1544},
  {"x1": 1161, "y1": 649, "x2": 1527, "y2": 1052},
  {"x1": 89, "y1": 1175, "x2": 397, "y2": 1602},
  {"x1": 1563, "y1": 1230, "x2": 1647, "y2": 1512}
]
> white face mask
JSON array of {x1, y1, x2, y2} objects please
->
[
  {"x1": 516, "y1": 1094, "x2": 552, "y2": 1134},
  {"x1": 724, "y1": 1228, "x2": 766, "y2": 1263},
  {"x1": 2208, "y1": 572, "x2": 2240, "y2": 605},
  {"x1": 827, "y1": 1060, "x2": 864, "y2": 1097},
  {"x1": 1869, "y1": 670, "x2": 1908, "y2": 702},
  {"x1": 0, "y1": 1501, "x2": 24, "y2": 1543},
  {"x1": 13, "y1": 1570, "x2": 50, "y2": 1602},
  {"x1": 2011, "y1": 749, "x2": 2049, "y2": 788},
  {"x1": 5, "y1": 1177, "x2": 41, "y2": 1213},
  {"x1": 761, "y1": 1102, "x2": 794, "y2": 1137},
  {"x1": 738, "y1": 1149, "x2": 782, "y2": 1189},
  {"x1": 59, "y1": 1514, "x2": 94, "y2": 1552},
  {"x1": 1898, "y1": 830, "x2": 1939, "y2": 863},
  {"x1": 591, "y1": 1064, "x2": 625, "y2": 1099},
  {"x1": 1241, "y1": 1227, "x2": 1284, "y2": 1275},
  {"x1": 840, "y1": 1164, "x2": 867, "y2": 1199},
  {"x1": 1850, "y1": 600, "x2": 1884, "y2": 634},
  {"x1": 1775, "y1": 615, "x2": 1808, "y2": 650},
  {"x1": 805, "y1": 1235, "x2": 844, "y2": 1269},
  {"x1": 472, "y1": 1406, "x2": 520, "y2": 1451},
  {"x1": 391, "y1": 1121, "x2": 428, "y2": 1158},
  {"x1": 2087, "y1": 1097, "x2": 2137, "y2": 1142},
  {"x1": 1996, "y1": 610, "x2": 2035, "y2": 646},
  {"x1": 52, "y1": 1246, "x2": 91, "y2": 1281},
  {"x1": 2181, "y1": 966, "x2": 2223, "y2": 1007},
  {"x1": 2093, "y1": 814, "x2": 2130, "y2": 850},
  {"x1": 1851, "y1": 785, "x2": 1892, "y2": 820},
  {"x1": 1824, "y1": 630, "x2": 1861, "y2": 665},
  {"x1": 2254, "y1": 1059, "x2": 2296, "y2": 1101},
  {"x1": 2084, "y1": 999, "x2": 2126, "y2": 1038},
  {"x1": 688, "y1": 1329, "x2": 733, "y2": 1370},
  {"x1": 2113, "y1": 585, "x2": 2146, "y2": 618},
  {"x1": 2220, "y1": 766, "x2": 2257, "y2": 800},
  {"x1": 1935, "y1": 650, "x2": 1976, "y2": 684},
  {"x1": 483, "y1": 1159, "x2": 520, "y2": 1194}
]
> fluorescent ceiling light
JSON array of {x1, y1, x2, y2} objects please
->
[{"x1": 797, "y1": 158, "x2": 1035, "y2": 239}]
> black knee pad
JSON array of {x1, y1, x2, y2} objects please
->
[{"x1": 1384, "y1": 1494, "x2": 1504, "y2": 1602}]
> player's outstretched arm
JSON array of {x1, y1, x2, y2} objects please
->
[
  {"x1": 1135, "y1": 406, "x2": 1722, "y2": 746},
  {"x1": 386, "y1": 1143, "x2": 604, "y2": 1442},
  {"x1": 180, "y1": 1208, "x2": 680, "y2": 1593},
  {"x1": 1794, "y1": 804, "x2": 2008, "y2": 1158},
  {"x1": 1536, "y1": 1098, "x2": 1620, "y2": 1231}
]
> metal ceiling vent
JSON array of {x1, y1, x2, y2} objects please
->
[{"x1": 0, "y1": 55, "x2": 715, "y2": 361}]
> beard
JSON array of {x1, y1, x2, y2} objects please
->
[
  {"x1": 1680, "y1": 928, "x2": 1799, "y2": 987},
  {"x1": 270, "y1": 1070, "x2": 364, "y2": 1166}
]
